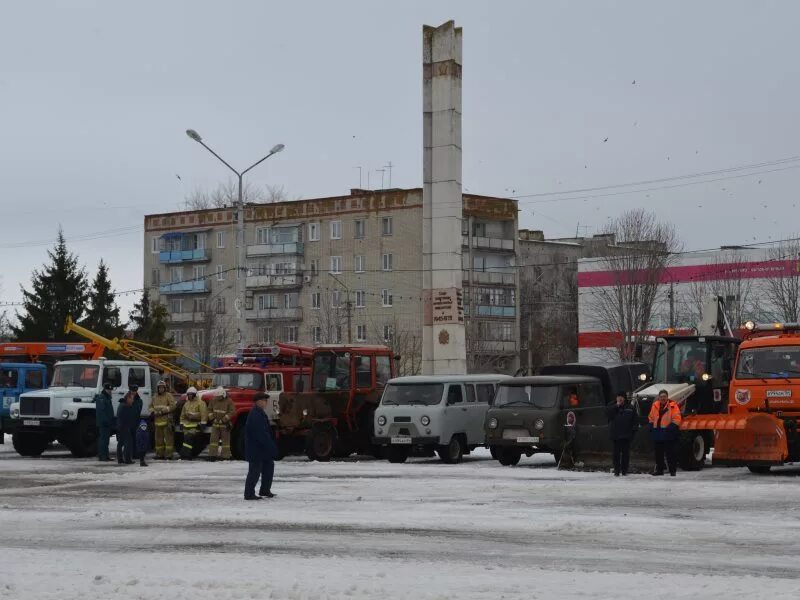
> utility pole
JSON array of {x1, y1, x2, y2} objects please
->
[
  {"x1": 668, "y1": 282, "x2": 675, "y2": 328},
  {"x1": 185, "y1": 129, "x2": 284, "y2": 349}
]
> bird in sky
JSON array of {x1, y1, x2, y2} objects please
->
[
  {"x1": 632, "y1": 80, "x2": 636, "y2": 84},
  {"x1": 175, "y1": 174, "x2": 181, "y2": 181},
  {"x1": 603, "y1": 137, "x2": 608, "y2": 143}
]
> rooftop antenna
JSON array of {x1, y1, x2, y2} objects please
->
[
  {"x1": 384, "y1": 161, "x2": 394, "y2": 188},
  {"x1": 366, "y1": 170, "x2": 371, "y2": 190},
  {"x1": 376, "y1": 168, "x2": 386, "y2": 190},
  {"x1": 354, "y1": 166, "x2": 363, "y2": 189}
]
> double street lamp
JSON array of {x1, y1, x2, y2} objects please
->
[{"x1": 185, "y1": 129, "x2": 285, "y2": 348}]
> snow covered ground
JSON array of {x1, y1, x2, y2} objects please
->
[{"x1": 2, "y1": 436, "x2": 800, "y2": 599}]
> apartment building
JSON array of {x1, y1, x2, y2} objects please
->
[{"x1": 143, "y1": 188, "x2": 519, "y2": 374}]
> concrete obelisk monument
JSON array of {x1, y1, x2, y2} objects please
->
[{"x1": 422, "y1": 21, "x2": 467, "y2": 375}]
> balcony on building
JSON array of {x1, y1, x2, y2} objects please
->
[
  {"x1": 159, "y1": 280, "x2": 210, "y2": 295},
  {"x1": 244, "y1": 307, "x2": 303, "y2": 321},
  {"x1": 168, "y1": 313, "x2": 205, "y2": 323},
  {"x1": 468, "y1": 340, "x2": 518, "y2": 354},
  {"x1": 464, "y1": 305, "x2": 516, "y2": 318},
  {"x1": 462, "y1": 219, "x2": 516, "y2": 252},
  {"x1": 462, "y1": 235, "x2": 515, "y2": 252},
  {"x1": 245, "y1": 273, "x2": 304, "y2": 289},
  {"x1": 463, "y1": 270, "x2": 515, "y2": 286},
  {"x1": 247, "y1": 224, "x2": 304, "y2": 257},
  {"x1": 159, "y1": 231, "x2": 211, "y2": 264}
]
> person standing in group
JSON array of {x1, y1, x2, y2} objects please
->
[
  {"x1": 207, "y1": 388, "x2": 236, "y2": 461},
  {"x1": 648, "y1": 390, "x2": 682, "y2": 476},
  {"x1": 151, "y1": 381, "x2": 176, "y2": 459},
  {"x1": 244, "y1": 392, "x2": 277, "y2": 501},
  {"x1": 94, "y1": 382, "x2": 115, "y2": 462},
  {"x1": 179, "y1": 387, "x2": 207, "y2": 460},
  {"x1": 606, "y1": 392, "x2": 638, "y2": 476},
  {"x1": 116, "y1": 391, "x2": 137, "y2": 464},
  {"x1": 135, "y1": 419, "x2": 149, "y2": 467}
]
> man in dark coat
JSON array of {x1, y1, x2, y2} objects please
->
[
  {"x1": 244, "y1": 392, "x2": 278, "y2": 501},
  {"x1": 606, "y1": 392, "x2": 638, "y2": 476},
  {"x1": 128, "y1": 385, "x2": 147, "y2": 466},
  {"x1": 94, "y1": 382, "x2": 115, "y2": 461},
  {"x1": 116, "y1": 391, "x2": 137, "y2": 464}
]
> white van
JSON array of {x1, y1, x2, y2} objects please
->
[{"x1": 372, "y1": 374, "x2": 512, "y2": 464}]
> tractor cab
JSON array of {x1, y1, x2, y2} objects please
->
[{"x1": 278, "y1": 344, "x2": 396, "y2": 461}]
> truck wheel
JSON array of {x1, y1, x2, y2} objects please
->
[
  {"x1": 437, "y1": 435, "x2": 464, "y2": 464},
  {"x1": 68, "y1": 414, "x2": 98, "y2": 458},
  {"x1": 306, "y1": 427, "x2": 334, "y2": 462},
  {"x1": 678, "y1": 431, "x2": 706, "y2": 471},
  {"x1": 387, "y1": 446, "x2": 410, "y2": 464},
  {"x1": 748, "y1": 465, "x2": 772, "y2": 474},
  {"x1": 12, "y1": 432, "x2": 50, "y2": 457},
  {"x1": 498, "y1": 448, "x2": 522, "y2": 466}
]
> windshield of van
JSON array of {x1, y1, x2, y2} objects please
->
[
  {"x1": 382, "y1": 383, "x2": 444, "y2": 406},
  {"x1": 494, "y1": 385, "x2": 560, "y2": 409},
  {"x1": 736, "y1": 346, "x2": 800, "y2": 379},
  {"x1": 212, "y1": 372, "x2": 263, "y2": 390},
  {"x1": 52, "y1": 364, "x2": 100, "y2": 388}
]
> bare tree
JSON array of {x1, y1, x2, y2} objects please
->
[
  {"x1": 183, "y1": 179, "x2": 294, "y2": 210},
  {"x1": 184, "y1": 301, "x2": 238, "y2": 366},
  {"x1": 310, "y1": 289, "x2": 347, "y2": 344},
  {"x1": 369, "y1": 315, "x2": 422, "y2": 376},
  {"x1": 763, "y1": 240, "x2": 800, "y2": 322},
  {"x1": 589, "y1": 209, "x2": 681, "y2": 361},
  {"x1": 0, "y1": 310, "x2": 13, "y2": 342}
]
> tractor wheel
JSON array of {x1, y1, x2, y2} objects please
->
[
  {"x1": 678, "y1": 431, "x2": 707, "y2": 471},
  {"x1": 12, "y1": 432, "x2": 50, "y2": 457},
  {"x1": 748, "y1": 465, "x2": 772, "y2": 474},
  {"x1": 387, "y1": 446, "x2": 410, "y2": 464},
  {"x1": 489, "y1": 445, "x2": 499, "y2": 460},
  {"x1": 67, "y1": 414, "x2": 98, "y2": 458},
  {"x1": 306, "y1": 427, "x2": 335, "y2": 462},
  {"x1": 498, "y1": 448, "x2": 522, "y2": 466},
  {"x1": 437, "y1": 435, "x2": 464, "y2": 464}
]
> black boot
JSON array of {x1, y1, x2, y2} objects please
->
[{"x1": 259, "y1": 489, "x2": 275, "y2": 498}]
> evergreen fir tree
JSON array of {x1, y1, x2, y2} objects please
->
[
  {"x1": 12, "y1": 229, "x2": 89, "y2": 341},
  {"x1": 129, "y1": 289, "x2": 173, "y2": 347},
  {"x1": 84, "y1": 260, "x2": 124, "y2": 340}
]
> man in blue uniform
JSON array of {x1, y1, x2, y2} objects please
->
[{"x1": 244, "y1": 392, "x2": 277, "y2": 501}]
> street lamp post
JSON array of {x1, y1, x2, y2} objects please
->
[{"x1": 185, "y1": 129, "x2": 284, "y2": 349}]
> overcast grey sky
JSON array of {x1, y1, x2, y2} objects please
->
[{"x1": 2, "y1": 1, "x2": 799, "y2": 317}]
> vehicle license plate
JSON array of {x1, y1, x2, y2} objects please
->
[
  {"x1": 391, "y1": 436, "x2": 412, "y2": 445},
  {"x1": 23, "y1": 419, "x2": 40, "y2": 426},
  {"x1": 516, "y1": 436, "x2": 539, "y2": 443}
]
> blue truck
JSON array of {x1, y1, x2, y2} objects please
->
[{"x1": 0, "y1": 363, "x2": 49, "y2": 443}]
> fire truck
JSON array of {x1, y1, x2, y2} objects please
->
[
  {"x1": 710, "y1": 321, "x2": 800, "y2": 473},
  {"x1": 276, "y1": 344, "x2": 397, "y2": 461}
]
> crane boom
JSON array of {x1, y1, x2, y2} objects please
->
[{"x1": 64, "y1": 316, "x2": 212, "y2": 382}]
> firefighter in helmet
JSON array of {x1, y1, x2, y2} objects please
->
[
  {"x1": 207, "y1": 388, "x2": 236, "y2": 461},
  {"x1": 151, "y1": 380, "x2": 176, "y2": 459},
  {"x1": 179, "y1": 387, "x2": 207, "y2": 460}
]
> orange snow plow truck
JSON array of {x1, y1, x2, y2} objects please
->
[{"x1": 710, "y1": 321, "x2": 800, "y2": 473}]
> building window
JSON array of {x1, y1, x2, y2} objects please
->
[
  {"x1": 473, "y1": 222, "x2": 487, "y2": 237},
  {"x1": 334, "y1": 325, "x2": 342, "y2": 344},
  {"x1": 170, "y1": 330, "x2": 184, "y2": 346},
  {"x1": 311, "y1": 292, "x2": 321, "y2": 309},
  {"x1": 191, "y1": 330, "x2": 204, "y2": 347},
  {"x1": 151, "y1": 236, "x2": 161, "y2": 253},
  {"x1": 355, "y1": 290, "x2": 366, "y2": 308},
  {"x1": 255, "y1": 227, "x2": 270, "y2": 245},
  {"x1": 330, "y1": 256, "x2": 342, "y2": 274},
  {"x1": 381, "y1": 289, "x2": 393, "y2": 307},
  {"x1": 284, "y1": 326, "x2": 298, "y2": 343},
  {"x1": 169, "y1": 298, "x2": 183, "y2": 314},
  {"x1": 308, "y1": 222, "x2": 320, "y2": 242},
  {"x1": 331, "y1": 290, "x2": 341, "y2": 308},
  {"x1": 215, "y1": 296, "x2": 225, "y2": 314},
  {"x1": 151, "y1": 269, "x2": 160, "y2": 286},
  {"x1": 193, "y1": 265, "x2": 206, "y2": 280},
  {"x1": 382, "y1": 253, "x2": 393, "y2": 271},
  {"x1": 354, "y1": 255, "x2": 365, "y2": 273},
  {"x1": 258, "y1": 326, "x2": 273, "y2": 344},
  {"x1": 216, "y1": 264, "x2": 225, "y2": 281},
  {"x1": 171, "y1": 266, "x2": 182, "y2": 283},
  {"x1": 312, "y1": 326, "x2": 321, "y2": 344},
  {"x1": 381, "y1": 217, "x2": 393, "y2": 236},
  {"x1": 462, "y1": 219, "x2": 469, "y2": 235},
  {"x1": 383, "y1": 325, "x2": 394, "y2": 343},
  {"x1": 217, "y1": 231, "x2": 225, "y2": 248},
  {"x1": 193, "y1": 298, "x2": 206, "y2": 313},
  {"x1": 309, "y1": 259, "x2": 319, "y2": 275},
  {"x1": 356, "y1": 324, "x2": 367, "y2": 342},
  {"x1": 258, "y1": 294, "x2": 277, "y2": 310},
  {"x1": 354, "y1": 219, "x2": 365, "y2": 239},
  {"x1": 330, "y1": 220, "x2": 342, "y2": 240},
  {"x1": 284, "y1": 293, "x2": 299, "y2": 309}
]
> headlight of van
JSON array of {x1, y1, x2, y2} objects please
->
[
  {"x1": 421, "y1": 415, "x2": 430, "y2": 426},
  {"x1": 62, "y1": 410, "x2": 70, "y2": 419},
  {"x1": 534, "y1": 418, "x2": 545, "y2": 431},
  {"x1": 488, "y1": 417, "x2": 498, "y2": 429},
  {"x1": 377, "y1": 415, "x2": 387, "y2": 426},
  {"x1": 11, "y1": 408, "x2": 20, "y2": 419}
]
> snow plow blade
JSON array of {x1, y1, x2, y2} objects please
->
[{"x1": 710, "y1": 413, "x2": 788, "y2": 466}]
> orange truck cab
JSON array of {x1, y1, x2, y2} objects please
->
[{"x1": 713, "y1": 321, "x2": 800, "y2": 473}]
